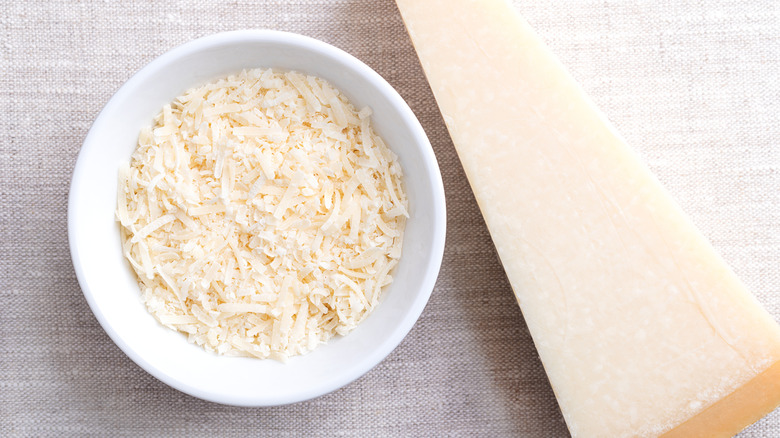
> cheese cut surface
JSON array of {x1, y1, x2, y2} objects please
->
[{"x1": 395, "y1": 0, "x2": 780, "y2": 437}]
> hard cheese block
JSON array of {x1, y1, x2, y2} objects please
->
[{"x1": 395, "y1": 0, "x2": 780, "y2": 437}]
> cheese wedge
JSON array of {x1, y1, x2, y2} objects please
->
[{"x1": 395, "y1": 0, "x2": 780, "y2": 436}]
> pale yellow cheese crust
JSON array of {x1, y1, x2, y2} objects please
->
[{"x1": 661, "y1": 360, "x2": 780, "y2": 438}]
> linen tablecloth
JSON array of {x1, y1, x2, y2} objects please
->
[{"x1": 2, "y1": 0, "x2": 780, "y2": 436}]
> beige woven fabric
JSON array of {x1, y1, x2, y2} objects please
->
[{"x1": 2, "y1": 0, "x2": 780, "y2": 436}]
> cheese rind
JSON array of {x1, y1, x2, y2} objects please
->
[
  {"x1": 661, "y1": 361, "x2": 780, "y2": 438},
  {"x1": 395, "y1": 0, "x2": 780, "y2": 436}
]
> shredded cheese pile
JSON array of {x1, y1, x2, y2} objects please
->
[{"x1": 116, "y1": 68, "x2": 408, "y2": 361}]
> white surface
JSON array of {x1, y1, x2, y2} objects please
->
[{"x1": 67, "y1": 30, "x2": 446, "y2": 406}]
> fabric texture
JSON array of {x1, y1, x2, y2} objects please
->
[{"x1": 2, "y1": 0, "x2": 779, "y2": 436}]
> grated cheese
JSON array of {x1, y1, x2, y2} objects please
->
[{"x1": 117, "y1": 68, "x2": 408, "y2": 361}]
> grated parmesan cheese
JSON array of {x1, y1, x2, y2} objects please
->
[{"x1": 117, "y1": 68, "x2": 408, "y2": 361}]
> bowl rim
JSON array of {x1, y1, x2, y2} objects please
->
[{"x1": 67, "y1": 29, "x2": 447, "y2": 406}]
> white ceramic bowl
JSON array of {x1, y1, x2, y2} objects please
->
[{"x1": 68, "y1": 30, "x2": 446, "y2": 406}]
